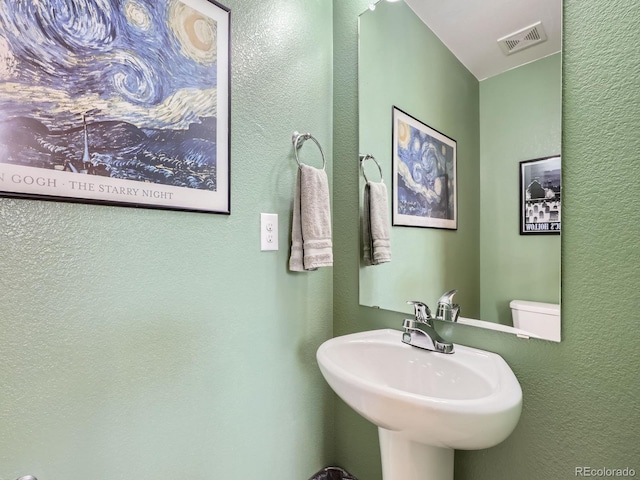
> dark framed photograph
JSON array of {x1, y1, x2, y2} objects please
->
[
  {"x1": 519, "y1": 156, "x2": 561, "y2": 235},
  {"x1": 0, "y1": 0, "x2": 231, "y2": 214},
  {"x1": 392, "y1": 106, "x2": 457, "y2": 229}
]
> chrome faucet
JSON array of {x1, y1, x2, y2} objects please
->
[
  {"x1": 435, "y1": 289, "x2": 461, "y2": 323},
  {"x1": 402, "y1": 291, "x2": 460, "y2": 354}
]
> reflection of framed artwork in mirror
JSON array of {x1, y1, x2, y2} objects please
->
[
  {"x1": 391, "y1": 106, "x2": 457, "y2": 230},
  {"x1": 519, "y1": 156, "x2": 561, "y2": 235}
]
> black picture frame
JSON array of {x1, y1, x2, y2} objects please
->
[
  {"x1": 0, "y1": 0, "x2": 231, "y2": 214},
  {"x1": 519, "y1": 155, "x2": 561, "y2": 235}
]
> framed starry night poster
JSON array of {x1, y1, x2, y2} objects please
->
[{"x1": 0, "y1": 0, "x2": 231, "y2": 214}]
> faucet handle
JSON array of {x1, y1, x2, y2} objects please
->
[
  {"x1": 436, "y1": 290, "x2": 460, "y2": 323},
  {"x1": 437, "y1": 289, "x2": 458, "y2": 305},
  {"x1": 407, "y1": 300, "x2": 431, "y2": 323}
]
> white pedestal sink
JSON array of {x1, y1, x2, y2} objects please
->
[{"x1": 316, "y1": 329, "x2": 522, "y2": 480}]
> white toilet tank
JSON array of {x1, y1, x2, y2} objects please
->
[{"x1": 510, "y1": 300, "x2": 561, "y2": 342}]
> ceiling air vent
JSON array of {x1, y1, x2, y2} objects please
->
[{"x1": 498, "y1": 21, "x2": 547, "y2": 56}]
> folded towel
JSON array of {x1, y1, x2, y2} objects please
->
[
  {"x1": 363, "y1": 181, "x2": 391, "y2": 265},
  {"x1": 289, "y1": 164, "x2": 333, "y2": 271}
]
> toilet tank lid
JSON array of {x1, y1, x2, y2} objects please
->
[{"x1": 510, "y1": 300, "x2": 560, "y2": 315}]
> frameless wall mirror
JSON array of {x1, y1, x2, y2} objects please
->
[{"x1": 358, "y1": 0, "x2": 562, "y2": 340}]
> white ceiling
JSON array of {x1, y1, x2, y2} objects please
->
[{"x1": 403, "y1": 0, "x2": 562, "y2": 80}]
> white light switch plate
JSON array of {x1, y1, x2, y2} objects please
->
[{"x1": 260, "y1": 213, "x2": 278, "y2": 251}]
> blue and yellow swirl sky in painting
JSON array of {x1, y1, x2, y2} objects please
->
[{"x1": 0, "y1": 0, "x2": 218, "y2": 130}]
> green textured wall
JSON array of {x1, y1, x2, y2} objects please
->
[
  {"x1": 358, "y1": 1, "x2": 480, "y2": 318},
  {"x1": 334, "y1": 1, "x2": 640, "y2": 480},
  {"x1": 479, "y1": 54, "x2": 562, "y2": 325},
  {"x1": 1, "y1": 1, "x2": 638, "y2": 478},
  {"x1": 0, "y1": 1, "x2": 334, "y2": 479}
]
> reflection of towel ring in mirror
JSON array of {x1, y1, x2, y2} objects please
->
[
  {"x1": 292, "y1": 131, "x2": 326, "y2": 170},
  {"x1": 359, "y1": 154, "x2": 383, "y2": 183}
]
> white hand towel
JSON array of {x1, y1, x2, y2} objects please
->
[
  {"x1": 289, "y1": 164, "x2": 333, "y2": 272},
  {"x1": 363, "y1": 181, "x2": 391, "y2": 265}
]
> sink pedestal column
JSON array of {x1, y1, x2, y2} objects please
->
[{"x1": 379, "y1": 429, "x2": 454, "y2": 480}]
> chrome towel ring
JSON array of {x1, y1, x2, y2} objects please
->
[
  {"x1": 292, "y1": 131, "x2": 326, "y2": 170},
  {"x1": 359, "y1": 154, "x2": 383, "y2": 183}
]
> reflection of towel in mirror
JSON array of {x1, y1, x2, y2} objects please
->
[
  {"x1": 363, "y1": 181, "x2": 391, "y2": 265},
  {"x1": 289, "y1": 164, "x2": 333, "y2": 272}
]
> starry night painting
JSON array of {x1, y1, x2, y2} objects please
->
[
  {"x1": 392, "y1": 107, "x2": 457, "y2": 230},
  {"x1": 0, "y1": 0, "x2": 230, "y2": 213}
]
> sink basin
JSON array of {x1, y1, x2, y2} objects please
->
[{"x1": 317, "y1": 329, "x2": 522, "y2": 480}]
